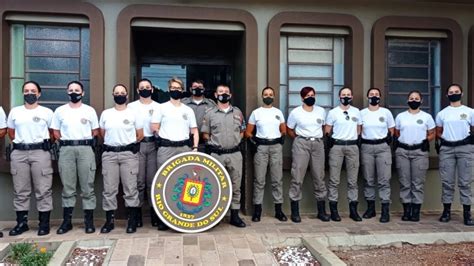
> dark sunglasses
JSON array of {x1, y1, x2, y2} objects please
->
[{"x1": 343, "y1": 111, "x2": 350, "y2": 120}]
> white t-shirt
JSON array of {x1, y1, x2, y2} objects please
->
[
  {"x1": 361, "y1": 107, "x2": 395, "y2": 140},
  {"x1": 99, "y1": 107, "x2": 143, "y2": 146},
  {"x1": 151, "y1": 101, "x2": 197, "y2": 141},
  {"x1": 127, "y1": 100, "x2": 160, "y2": 137},
  {"x1": 287, "y1": 105, "x2": 326, "y2": 138},
  {"x1": 248, "y1": 107, "x2": 285, "y2": 139},
  {"x1": 51, "y1": 103, "x2": 99, "y2": 140},
  {"x1": 435, "y1": 105, "x2": 474, "y2": 141},
  {"x1": 0, "y1": 106, "x2": 6, "y2": 129},
  {"x1": 326, "y1": 106, "x2": 362, "y2": 140},
  {"x1": 7, "y1": 105, "x2": 53, "y2": 144},
  {"x1": 396, "y1": 110, "x2": 435, "y2": 145}
]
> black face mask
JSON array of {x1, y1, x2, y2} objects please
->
[
  {"x1": 69, "y1": 92, "x2": 82, "y2": 103},
  {"x1": 114, "y1": 95, "x2": 127, "y2": 105},
  {"x1": 169, "y1": 90, "x2": 183, "y2": 100},
  {"x1": 24, "y1": 94, "x2": 38, "y2": 105},
  {"x1": 217, "y1": 93, "x2": 231, "y2": 104},
  {"x1": 303, "y1": 96, "x2": 315, "y2": 106},
  {"x1": 407, "y1": 100, "x2": 422, "y2": 110},
  {"x1": 340, "y1": 96, "x2": 352, "y2": 106},
  {"x1": 192, "y1": 88, "x2": 204, "y2": 97},
  {"x1": 368, "y1": 96, "x2": 380, "y2": 106},
  {"x1": 263, "y1": 97, "x2": 273, "y2": 105},
  {"x1": 139, "y1": 89, "x2": 152, "y2": 98},
  {"x1": 447, "y1": 93, "x2": 462, "y2": 102}
]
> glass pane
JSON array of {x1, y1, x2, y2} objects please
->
[
  {"x1": 289, "y1": 79, "x2": 332, "y2": 92},
  {"x1": 315, "y1": 93, "x2": 332, "y2": 107},
  {"x1": 26, "y1": 40, "x2": 80, "y2": 56},
  {"x1": 10, "y1": 24, "x2": 24, "y2": 78},
  {"x1": 388, "y1": 51, "x2": 429, "y2": 65},
  {"x1": 10, "y1": 79, "x2": 24, "y2": 107},
  {"x1": 288, "y1": 50, "x2": 332, "y2": 63},
  {"x1": 388, "y1": 40, "x2": 429, "y2": 52},
  {"x1": 80, "y1": 27, "x2": 90, "y2": 80},
  {"x1": 388, "y1": 81, "x2": 429, "y2": 93},
  {"x1": 39, "y1": 88, "x2": 70, "y2": 102},
  {"x1": 289, "y1": 65, "x2": 331, "y2": 78},
  {"x1": 388, "y1": 67, "x2": 428, "y2": 80},
  {"x1": 26, "y1": 57, "x2": 79, "y2": 72},
  {"x1": 333, "y1": 37, "x2": 345, "y2": 86},
  {"x1": 26, "y1": 73, "x2": 79, "y2": 87},
  {"x1": 142, "y1": 64, "x2": 186, "y2": 91},
  {"x1": 26, "y1": 25, "x2": 80, "y2": 40},
  {"x1": 289, "y1": 93, "x2": 302, "y2": 106},
  {"x1": 280, "y1": 36, "x2": 287, "y2": 84},
  {"x1": 288, "y1": 36, "x2": 332, "y2": 50}
]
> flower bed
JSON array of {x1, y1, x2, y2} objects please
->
[{"x1": 0, "y1": 242, "x2": 59, "y2": 266}]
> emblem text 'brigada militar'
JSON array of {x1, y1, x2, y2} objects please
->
[{"x1": 151, "y1": 152, "x2": 232, "y2": 233}]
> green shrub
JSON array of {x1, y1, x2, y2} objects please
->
[{"x1": 6, "y1": 242, "x2": 53, "y2": 266}]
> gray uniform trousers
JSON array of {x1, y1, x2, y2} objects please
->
[
  {"x1": 361, "y1": 143, "x2": 392, "y2": 203},
  {"x1": 102, "y1": 151, "x2": 140, "y2": 211},
  {"x1": 156, "y1": 146, "x2": 191, "y2": 171},
  {"x1": 211, "y1": 151, "x2": 243, "y2": 209},
  {"x1": 328, "y1": 145, "x2": 360, "y2": 202},
  {"x1": 137, "y1": 141, "x2": 157, "y2": 206},
  {"x1": 253, "y1": 143, "x2": 283, "y2": 205},
  {"x1": 289, "y1": 137, "x2": 326, "y2": 201},
  {"x1": 58, "y1": 146, "x2": 96, "y2": 209},
  {"x1": 10, "y1": 149, "x2": 53, "y2": 212},
  {"x1": 439, "y1": 144, "x2": 474, "y2": 205},
  {"x1": 395, "y1": 147, "x2": 428, "y2": 204}
]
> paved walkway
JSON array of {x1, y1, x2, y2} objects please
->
[{"x1": 0, "y1": 211, "x2": 473, "y2": 265}]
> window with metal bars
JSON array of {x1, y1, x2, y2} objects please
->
[
  {"x1": 385, "y1": 38, "x2": 441, "y2": 117},
  {"x1": 10, "y1": 24, "x2": 90, "y2": 110}
]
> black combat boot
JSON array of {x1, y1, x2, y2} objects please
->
[
  {"x1": 229, "y1": 209, "x2": 246, "y2": 228},
  {"x1": 349, "y1": 201, "x2": 362, "y2": 222},
  {"x1": 252, "y1": 204, "x2": 262, "y2": 222},
  {"x1": 329, "y1": 201, "x2": 341, "y2": 222},
  {"x1": 38, "y1": 211, "x2": 51, "y2": 236},
  {"x1": 275, "y1": 203, "x2": 287, "y2": 222},
  {"x1": 316, "y1": 201, "x2": 330, "y2": 222},
  {"x1": 126, "y1": 207, "x2": 137, "y2": 233},
  {"x1": 463, "y1": 205, "x2": 474, "y2": 226},
  {"x1": 363, "y1": 200, "x2": 376, "y2": 219},
  {"x1": 150, "y1": 208, "x2": 159, "y2": 227},
  {"x1": 84, "y1": 210, "x2": 95, "y2": 234},
  {"x1": 379, "y1": 203, "x2": 390, "y2": 223},
  {"x1": 9, "y1": 211, "x2": 29, "y2": 236},
  {"x1": 101, "y1": 210, "x2": 115, "y2": 233},
  {"x1": 410, "y1": 204, "x2": 421, "y2": 222},
  {"x1": 439, "y1": 203, "x2": 451, "y2": 223},
  {"x1": 290, "y1": 201, "x2": 301, "y2": 223},
  {"x1": 57, "y1": 207, "x2": 74, "y2": 234},
  {"x1": 136, "y1": 207, "x2": 143, "y2": 228},
  {"x1": 401, "y1": 203, "x2": 411, "y2": 221}
]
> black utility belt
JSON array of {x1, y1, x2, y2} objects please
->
[
  {"x1": 157, "y1": 137, "x2": 191, "y2": 147},
  {"x1": 398, "y1": 142, "x2": 423, "y2": 150},
  {"x1": 361, "y1": 137, "x2": 388, "y2": 145},
  {"x1": 13, "y1": 142, "x2": 46, "y2": 151},
  {"x1": 207, "y1": 145, "x2": 240, "y2": 155},
  {"x1": 440, "y1": 137, "x2": 471, "y2": 147},
  {"x1": 333, "y1": 139, "x2": 358, "y2": 145},
  {"x1": 141, "y1": 136, "x2": 156, "y2": 143},
  {"x1": 254, "y1": 137, "x2": 282, "y2": 145},
  {"x1": 103, "y1": 143, "x2": 139, "y2": 153},
  {"x1": 60, "y1": 139, "x2": 93, "y2": 146}
]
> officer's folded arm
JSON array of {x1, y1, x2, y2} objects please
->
[
  {"x1": 7, "y1": 128, "x2": 15, "y2": 141},
  {"x1": 244, "y1": 123, "x2": 255, "y2": 139},
  {"x1": 0, "y1": 128, "x2": 6, "y2": 138},
  {"x1": 136, "y1": 128, "x2": 144, "y2": 142},
  {"x1": 286, "y1": 126, "x2": 296, "y2": 139}
]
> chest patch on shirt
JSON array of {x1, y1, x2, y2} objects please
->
[
  {"x1": 182, "y1": 114, "x2": 188, "y2": 120},
  {"x1": 351, "y1": 116, "x2": 358, "y2": 122},
  {"x1": 81, "y1": 118, "x2": 88, "y2": 124},
  {"x1": 33, "y1": 116, "x2": 41, "y2": 123},
  {"x1": 417, "y1": 119, "x2": 423, "y2": 124},
  {"x1": 379, "y1": 116, "x2": 385, "y2": 123},
  {"x1": 149, "y1": 109, "x2": 154, "y2": 116},
  {"x1": 460, "y1": 113, "x2": 468, "y2": 120},
  {"x1": 123, "y1": 119, "x2": 130, "y2": 125},
  {"x1": 275, "y1": 115, "x2": 280, "y2": 120},
  {"x1": 317, "y1": 118, "x2": 323, "y2": 124}
]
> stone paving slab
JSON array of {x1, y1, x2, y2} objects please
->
[{"x1": 0, "y1": 212, "x2": 473, "y2": 265}]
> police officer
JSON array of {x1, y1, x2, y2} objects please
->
[
  {"x1": 245, "y1": 86, "x2": 287, "y2": 222},
  {"x1": 99, "y1": 84, "x2": 144, "y2": 234},
  {"x1": 202, "y1": 84, "x2": 246, "y2": 228},
  {"x1": 128, "y1": 78, "x2": 160, "y2": 228},
  {"x1": 436, "y1": 83, "x2": 474, "y2": 226},
  {"x1": 286, "y1": 86, "x2": 330, "y2": 223},
  {"x1": 360, "y1": 88, "x2": 395, "y2": 223},
  {"x1": 325, "y1": 87, "x2": 362, "y2": 222},
  {"x1": 0, "y1": 105, "x2": 6, "y2": 238},
  {"x1": 181, "y1": 79, "x2": 216, "y2": 152},
  {"x1": 394, "y1": 90, "x2": 435, "y2": 222},
  {"x1": 51, "y1": 81, "x2": 99, "y2": 234},
  {"x1": 7, "y1": 81, "x2": 54, "y2": 236},
  {"x1": 150, "y1": 77, "x2": 199, "y2": 230}
]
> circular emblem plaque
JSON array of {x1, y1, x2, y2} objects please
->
[{"x1": 151, "y1": 152, "x2": 232, "y2": 233}]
